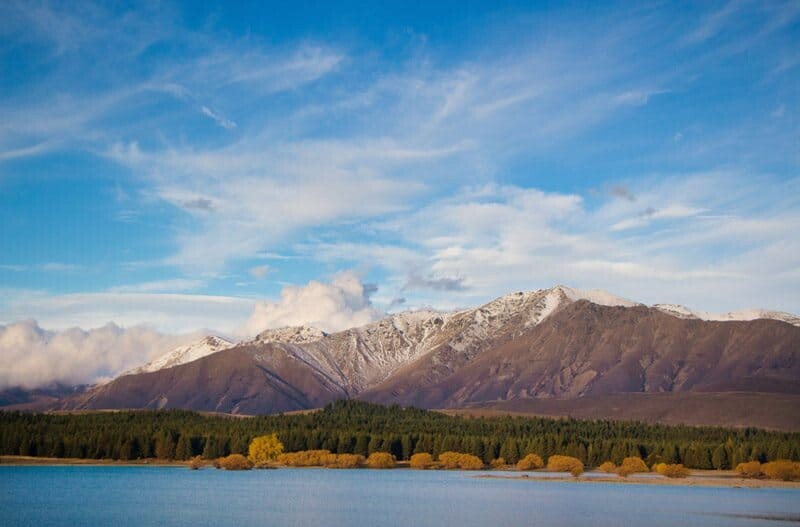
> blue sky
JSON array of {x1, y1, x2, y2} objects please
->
[{"x1": 1, "y1": 0, "x2": 798, "y2": 335}]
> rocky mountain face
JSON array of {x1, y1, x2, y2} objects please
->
[
  {"x1": 60, "y1": 286, "x2": 800, "y2": 424},
  {"x1": 362, "y1": 300, "x2": 800, "y2": 408}
]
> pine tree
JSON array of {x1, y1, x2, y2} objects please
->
[
  {"x1": 712, "y1": 444, "x2": 730, "y2": 470},
  {"x1": 175, "y1": 434, "x2": 193, "y2": 460}
]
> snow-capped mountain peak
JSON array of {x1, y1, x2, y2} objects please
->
[
  {"x1": 125, "y1": 335, "x2": 234, "y2": 375},
  {"x1": 553, "y1": 285, "x2": 641, "y2": 308},
  {"x1": 255, "y1": 325, "x2": 327, "y2": 344}
]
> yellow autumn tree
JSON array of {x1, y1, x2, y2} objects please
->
[{"x1": 248, "y1": 434, "x2": 284, "y2": 466}]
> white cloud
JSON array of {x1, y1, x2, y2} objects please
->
[
  {"x1": 1, "y1": 291, "x2": 255, "y2": 334},
  {"x1": 315, "y1": 173, "x2": 800, "y2": 315},
  {"x1": 0, "y1": 320, "x2": 198, "y2": 389},
  {"x1": 0, "y1": 273, "x2": 384, "y2": 388},
  {"x1": 200, "y1": 106, "x2": 236, "y2": 129},
  {"x1": 109, "y1": 138, "x2": 432, "y2": 270},
  {"x1": 610, "y1": 204, "x2": 705, "y2": 231},
  {"x1": 239, "y1": 271, "x2": 383, "y2": 335},
  {"x1": 108, "y1": 279, "x2": 205, "y2": 293}
]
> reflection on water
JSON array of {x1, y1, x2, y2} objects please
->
[{"x1": 1, "y1": 466, "x2": 798, "y2": 527}]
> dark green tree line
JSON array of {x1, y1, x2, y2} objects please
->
[{"x1": 1, "y1": 401, "x2": 798, "y2": 469}]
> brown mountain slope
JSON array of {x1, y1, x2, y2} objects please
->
[
  {"x1": 63, "y1": 344, "x2": 348, "y2": 414},
  {"x1": 60, "y1": 299, "x2": 800, "y2": 424},
  {"x1": 446, "y1": 392, "x2": 800, "y2": 432},
  {"x1": 361, "y1": 301, "x2": 800, "y2": 408}
]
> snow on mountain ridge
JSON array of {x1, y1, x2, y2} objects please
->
[
  {"x1": 255, "y1": 325, "x2": 327, "y2": 344},
  {"x1": 125, "y1": 335, "x2": 234, "y2": 375},
  {"x1": 556, "y1": 285, "x2": 640, "y2": 308},
  {"x1": 122, "y1": 285, "x2": 798, "y2": 381},
  {"x1": 654, "y1": 304, "x2": 800, "y2": 327}
]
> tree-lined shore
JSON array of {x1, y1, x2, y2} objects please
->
[{"x1": 2, "y1": 401, "x2": 799, "y2": 470}]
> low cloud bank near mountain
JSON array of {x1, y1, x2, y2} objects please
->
[
  {"x1": 0, "y1": 320, "x2": 196, "y2": 389},
  {"x1": 1, "y1": 273, "x2": 387, "y2": 389}
]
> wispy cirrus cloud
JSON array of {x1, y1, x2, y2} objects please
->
[
  {"x1": 0, "y1": 0, "x2": 797, "y2": 336},
  {"x1": 310, "y1": 173, "x2": 799, "y2": 314},
  {"x1": 0, "y1": 290, "x2": 254, "y2": 334}
]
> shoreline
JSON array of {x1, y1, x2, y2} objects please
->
[
  {"x1": 0, "y1": 456, "x2": 186, "y2": 467},
  {"x1": 476, "y1": 473, "x2": 800, "y2": 489},
  {"x1": 3, "y1": 456, "x2": 799, "y2": 489}
]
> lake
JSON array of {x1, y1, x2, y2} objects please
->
[{"x1": 2, "y1": 466, "x2": 799, "y2": 526}]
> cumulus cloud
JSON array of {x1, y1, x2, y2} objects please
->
[
  {"x1": 239, "y1": 272, "x2": 383, "y2": 335},
  {"x1": 0, "y1": 320, "x2": 199, "y2": 389}
]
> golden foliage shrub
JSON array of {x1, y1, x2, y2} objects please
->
[
  {"x1": 437, "y1": 452, "x2": 485, "y2": 470},
  {"x1": 277, "y1": 450, "x2": 366, "y2": 468},
  {"x1": 761, "y1": 460, "x2": 800, "y2": 481},
  {"x1": 366, "y1": 452, "x2": 396, "y2": 469},
  {"x1": 248, "y1": 434, "x2": 284, "y2": 466},
  {"x1": 616, "y1": 457, "x2": 649, "y2": 477},
  {"x1": 546, "y1": 455, "x2": 584, "y2": 477},
  {"x1": 216, "y1": 454, "x2": 254, "y2": 470},
  {"x1": 490, "y1": 457, "x2": 507, "y2": 469},
  {"x1": 516, "y1": 453, "x2": 544, "y2": 471},
  {"x1": 735, "y1": 461, "x2": 763, "y2": 478},
  {"x1": 457, "y1": 454, "x2": 485, "y2": 470},
  {"x1": 598, "y1": 461, "x2": 617, "y2": 473},
  {"x1": 654, "y1": 463, "x2": 689, "y2": 478},
  {"x1": 277, "y1": 450, "x2": 337, "y2": 467},
  {"x1": 188, "y1": 455, "x2": 205, "y2": 470},
  {"x1": 438, "y1": 451, "x2": 463, "y2": 469},
  {"x1": 410, "y1": 453, "x2": 435, "y2": 469},
  {"x1": 328, "y1": 454, "x2": 365, "y2": 469}
]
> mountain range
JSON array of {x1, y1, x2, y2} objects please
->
[{"x1": 52, "y1": 285, "x2": 800, "y2": 430}]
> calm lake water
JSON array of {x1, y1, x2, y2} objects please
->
[{"x1": 2, "y1": 466, "x2": 799, "y2": 527}]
